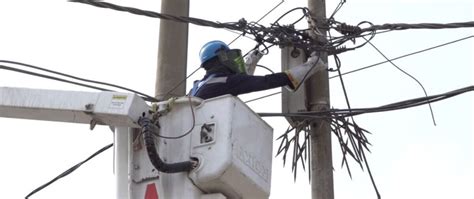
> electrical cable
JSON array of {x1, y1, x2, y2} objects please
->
[
  {"x1": 151, "y1": 96, "x2": 196, "y2": 139},
  {"x1": 256, "y1": 64, "x2": 276, "y2": 74},
  {"x1": 71, "y1": 0, "x2": 474, "y2": 57},
  {"x1": 224, "y1": 29, "x2": 257, "y2": 43},
  {"x1": 359, "y1": 145, "x2": 381, "y2": 198},
  {"x1": 328, "y1": 0, "x2": 346, "y2": 21},
  {"x1": 330, "y1": 35, "x2": 474, "y2": 79},
  {"x1": 363, "y1": 37, "x2": 437, "y2": 125},
  {"x1": 326, "y1": 18, "x2": 372, "y2": 184},
  {"x1": 65, "y1": 2, "x2": 471, "y2": 197},
  {"x1": 0, "y1": 64, "x2": 112, "y2": 92},
  {"x1": 257, "y1": 85, "x2": 474, "y2": 118},
  {"x1": 331, "y1": 20, "x2": 474, "y2": 55},
  {"x1": 333, "y1": 54, "x2": 354, "y2": 119},
  {"x1": 244, "y1": 91, "x2": 281, "y2": 104},
  {"x1": 25, "y1": 143, "x2": 113, "y2": 199},
  {"x1": 162, "y1": 66, "x2": 201, "y2": 100},
  {"x1": 138, "y1": 116, "x2": 196, "y2": 173},
  {"x1": 362, "y1": 21, "x2": 474, "y2": 32},
  {"x1": 332, "y1": 51, "x2": 381, "y2": 197},
  {"x1": 70, "y1": 1, "x2": 337, "y2": 55},
  {"x1": 0, "y1": 60, "x2": 159, "y2": 102},
  {"x1": 273, "y1": 7, "x2": 309, "y2": 26},
  {"x1": 70, "y1": 0, "x2": 245, "y2": 31},
  {"x1": 228, "y1": 0, "x2": 285, "y2": 46},
  {"x1": 327, "y1": 29, "x2": 354, "y2": 119},
  {"x1": 243, "y1": 34, "x2": 474, "y2": 104}
]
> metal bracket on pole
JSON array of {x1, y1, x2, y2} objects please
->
[{"x1": 281, "y1": 47, "x2": 308, "y2": 127}]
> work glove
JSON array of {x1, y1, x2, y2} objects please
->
[
  {"x1": 284, "y1": 52, "x2": 327, "y2": 91},
  {"x1": 244, "y1": 49, "x2": 264, "y2": 75}
]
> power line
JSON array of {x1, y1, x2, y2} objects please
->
[
  {"x1": 71, "y1": 0, "x2": 474, "y2": 58},
  {"x1": 0, "y1": 64, "x2": 112, "y2": 92},
  {"x1": 331, "y1": 35, "x2": 474, "y2": 79},
  {"x1": 69, "y1": 0, "x2": 358, "y2": 55},
  {"x1": 258, "y1": 85, "x2": 474, "y2": 118},
  {"x1": 69, "y1": 0, "x2": 473, "y2": 111},
  {"x1": 328, "y1": 0, "x2": 346, "y2": 21},
  {"x1": 333, "y1": 20, "x2": 474, "y2": 37},
  {"x1": 145, "y1": 97, "x2": 197, "y2": 139},
  {"x1": 162, "y1": 66, "x2": 201, "y2": 100},
  {"x1": 227, "y1": 0, "x2": 285, "y2": 46},
  {"x1": 256, "y1": 64, "x2": 276, "y2": 74},
  {"x1": 245, "y1": 91, "x2": 281, "y2": 103},
  {"x1": 25, "y1": 143, "x2": 113, "y2": 199},
  {"x1": 244, "y1": 35, "x2": 474, "y2": 103},
  {"x1": 363, "y1": 21, "x2": 474, "y2": 32},
  {"x1": 0, "y1": 61, "x2": 159, "y2": 102},
  {"x1": 65, "y1": 2, "x2": 472, "y2": 199},
  {"x1": 70, "y1": 0, "x2": 245, "y2": 31},
  {"x1": 363, "y1": 37, "x2": 437, "y2": 126}
]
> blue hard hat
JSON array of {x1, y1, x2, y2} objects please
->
[{"x1": 199, "y1": 40, "x2": 230, "y2": 65}]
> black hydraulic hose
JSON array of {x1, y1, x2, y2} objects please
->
[{"x1": 138, "y1": 117, "x2": 195, "y2": 173}]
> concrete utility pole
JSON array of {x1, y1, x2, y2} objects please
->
[
  {"x1": 307, "y1": 0, "x2": 334, "y2": 199},
  {"x1": 155, "y1": 0, "x2": 190, "y2": 100}
]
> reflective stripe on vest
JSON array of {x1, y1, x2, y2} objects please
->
[{"x1": 190, "y1": 74, "x2": 227, "y2": 96}]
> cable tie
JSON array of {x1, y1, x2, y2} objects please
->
[{"x1": 237, "y1": 18, "x2": 247, "y2": 29}]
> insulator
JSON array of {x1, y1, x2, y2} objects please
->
[
  {"x1": 337, "y1": 23, "x2": 362, "y2": 35},
  {"x1": 328, "y1": 46, "x2": 347, "y2": 55}
]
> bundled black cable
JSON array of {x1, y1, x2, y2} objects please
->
[
  {"x1": 138, "y1": 117, "x2": 196, "y2": 173},
  {"x1": 25, "y1": 143, "x2": 113, "y2": 199},
  {"x1": 69, "y1": 0, "x2": 336, "y2": 55},
  {"x1": 258, "y1": 85, "x2": 474, "y2": 118},
  {"x1": 0, "y1": 60, "x2": 159, "y2": 102}
]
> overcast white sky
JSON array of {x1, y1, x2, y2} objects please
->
[{"x1": 0, "y1": 0, "x2": 473, "y2": 199}]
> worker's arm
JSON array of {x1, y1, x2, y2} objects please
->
[
  {"x1": 225, "y1": 73, "x2": 292, "y2": 95},
  {"x1": 193, "y1": 73, "x2": 291, "y2": 99},
  {"x1": 229, "y1": 52, "x2": 328, "y2": 95},
  {"x1": 193, "y1": 53, "x2": 326, "y2": 99}
]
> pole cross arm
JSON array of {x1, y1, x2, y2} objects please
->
[{"x1": 0, "y1": 87, "x2": 151, "y2": 128}]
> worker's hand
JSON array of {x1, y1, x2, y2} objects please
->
[
  {"x1": 244, "y1": 49, "x2": 264, "y2": 75},
  {"x1": 284, "y1": 52, "x2": 327, "y2": 91}
]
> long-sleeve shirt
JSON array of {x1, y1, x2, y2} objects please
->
[{"x1": 190, "y1": 72, "x2": 292, "y2": 100}]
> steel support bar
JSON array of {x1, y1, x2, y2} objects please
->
[
  {"x1": 0, "y1": 87, "x2": 150, "y2": 128},
  {"x1": 115, "y1": 127, "x2": 132, "y2": 199}
]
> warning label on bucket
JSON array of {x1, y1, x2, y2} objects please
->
[{"x1": 110, "y1": 95, "x2": 128, "y2": 109}]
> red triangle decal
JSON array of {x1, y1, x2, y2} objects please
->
[{"x1": 144, "y1": 183, "x2": 159, "y2": 199}]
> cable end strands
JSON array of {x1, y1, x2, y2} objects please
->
[{"x1": 275, "y1": 115, "x2": 380, "y2": 198}]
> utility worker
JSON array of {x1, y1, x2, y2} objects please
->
[{"x1": 189, "y1": 40, "x2": 327, "y2": 100}]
